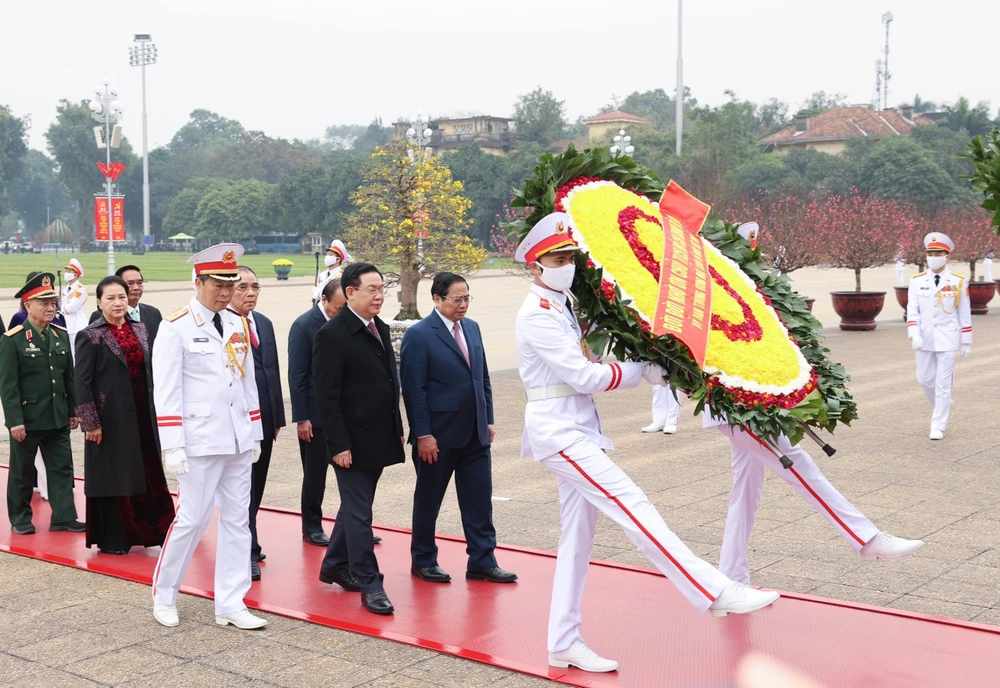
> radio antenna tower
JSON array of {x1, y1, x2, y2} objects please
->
[
  {"x1": 881, "y1": 12, "x2": 893, "y2": 110},
  {"x1": 873, "y1": 59, "x2": 883, "y2": 110}
]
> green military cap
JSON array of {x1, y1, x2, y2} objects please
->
[{"x1": 14, "y1": 272, "x2": 58, "y2": 301}]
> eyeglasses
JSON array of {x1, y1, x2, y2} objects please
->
[
  {"x1": 354, "y1": 287, "x2": 385, "y2": 296},
  {"x1": 236, "y1": 285, "x2": 262, "y2": 293},
  {"x1": 442, "y1": 295, "x2": 473, "y2": 304}
]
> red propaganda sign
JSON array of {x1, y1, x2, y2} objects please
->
[
  {"x1": 652, "y1": 181, "x2": 713, "y2": 366},
  {"x1": 94, "y1": 197, "x2": 126, "y2": 242}
]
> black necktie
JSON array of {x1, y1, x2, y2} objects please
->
[
  {"x1": 212, "y1": 312, "x2": 223, "y2": 337},
  {"x1": 934, "y1": 274, "x2": 940, "y2": 287}
]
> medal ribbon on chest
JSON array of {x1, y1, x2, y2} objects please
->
[{"x1": 225, "y1": 319, "x2": 251, "y2": 377}]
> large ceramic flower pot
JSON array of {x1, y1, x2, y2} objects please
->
[
  {"x1": 804, "y1": 298, "x2": 815, "y2": 312},
  {"x1": 830, "y1": 291, "x2": 885, "y2": 331},
  {"x1": 894, "y1": 286, "x2": 909, "y2": 321},
  {"x1": 273, "y1": 265, "x2": 292, "y2": 280},
  {"x1": 967, "y1": 280, "x2": 995, "y2": 315}
]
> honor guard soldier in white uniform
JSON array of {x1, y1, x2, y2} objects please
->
[
  {"x1": 151, "y1": 243, "x2": 267, "y2": 631},
  {"x1": 907, "y1": 233, "x2": 971, "y2": 440},
  {"x1": 61, "y1": 258, "x2": 88, "y2": 358},
  {"x1": 313, "y1": 239, "x2": 350, "y2": 302},
  {"x1": 515, "y1": 212, "x2": 779, "y2": 674}
]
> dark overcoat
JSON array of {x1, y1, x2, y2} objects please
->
[{"x1": 74, "y1": 318, "x2": 158, "y2": 498}]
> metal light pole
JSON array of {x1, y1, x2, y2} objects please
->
[
  {"x1": 89, "y1": 79, "x2": 125, "y2": 275},
  {"x1": 129, "y1": 35, "x2": 157, "y2": 240},
  {"x1": 406, "y1": 115, "x2": 434, "y2": 264},
  {"x1": 610, "y1": 129, "x2": 634, "y2": 157},
  {"x1": 675, "y1": 0, "x2": 683, "y2": 155}
]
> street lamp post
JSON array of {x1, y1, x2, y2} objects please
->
[
  {"x1": 129, "y1": 35, "x2": 157, "y2": 241},
  {"x1": 89, "y1": 79, "x2": 125, "y2": 275},
  {"x1": 610, "y1": 129, "x2": 634, "y2": 157},
  {"x1": 406, "y1": 115, "x2": 434, "y2": 264}
]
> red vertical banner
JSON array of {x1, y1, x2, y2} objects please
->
[
  {"x1": 652, "y1": 181, "x2": 714, "y2": 366},
  {"x1": 111, "y1": 197, "x2": 125, "y2": 241},
  {"x1": 94, "y1": 197, "x2": 125, "y2": 241},
  {"x1": 94, "y1": 197, "x2": 110, "y2": 241}
]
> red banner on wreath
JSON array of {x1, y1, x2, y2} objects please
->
[
  {"x1": 653, "y1": 181, "x2": 713, "y2": 366},
  {"x1": 94, "y1": 197, "x2": 125, "y2": 242}
]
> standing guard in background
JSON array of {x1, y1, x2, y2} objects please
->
[
  {"x1": 313, "y1": 239, "x2": 350, "y2": 302},
  {"x1": 0, "y1": 272, "x2": 84, "y2": 535},
  {"x1": 150, "y1": 244, "x2": 266, "y2": 631},
  {"x1": 907, "y1": 233, "x2": 971, "y2": 440},
  {"x1": 62, "y1": 258, "x2": 89, "y2": 358}
]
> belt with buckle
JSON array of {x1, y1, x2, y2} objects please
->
[{"x1": 524, "y1": 384, "x2": 580, "y2": 402}]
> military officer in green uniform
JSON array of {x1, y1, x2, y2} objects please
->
[{"x1": 0, "y1": 272, "x2": 84, "y2": 534}]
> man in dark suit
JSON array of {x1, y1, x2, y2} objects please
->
[
  {"x1": 313, "y1": 263, "x2": 405, "y2": 615},
  {"x1": 229, "y1": 266, "x2": 286, "y2": 581},
  {"x1": 400, "y1": 273, "x2": 516, "y2": 585},
  {"x1": 89, "y1": 265, "x2": 162, "y2": 345},
  {"x1": 288, "y1": 279, "x2": 343, "y2": 547}
]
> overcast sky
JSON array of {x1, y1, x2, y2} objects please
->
[{"x1": 4, "y1": 0, "x2": 998, "y2": 151}]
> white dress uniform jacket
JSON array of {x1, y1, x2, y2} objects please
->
[
  {"x1": 313, "y1": 265, "x2": 343, "y2": 302},
  {"x1": 906, "y1": 269, "x2": 972, "y2": 351},
  {"x1": 153, "y1": 297, "x2": 263, "y2": 454},
  {"x1": 62, "y1": 281, "x2": 89, "y2": 354},
  {"x1": 515, "y1": 284, "x2": 644, "y2": 459}
]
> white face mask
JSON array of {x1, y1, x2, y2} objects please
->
[
  {"x1": 927, "y1": 255, "x2": 948, "y2": 271},
  {"x1": 64, "y1": 271, "x2": 77, "y2": 283},
  {"x1": 324, "y1": 254, "x2": 339, "y2": 268},
  {"x1": 539, "y1": 262, "x2": 576, "y2": 292}
]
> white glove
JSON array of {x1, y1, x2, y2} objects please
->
[
  {"x1": 162, "y1": 448, "x2": 189, "y2": 478},
  {"x1": 961, "y1": 344, "x2": 971, "y2": 358},
  {"x1": 641, "y1": 363, "x2": 669, "y2": 387},
  {"x1": 252, "y1": 441, "x2": 262, "y2": 463},
  {"x1": 911, "y1": 335, "x2": 924, "y2": 351}
]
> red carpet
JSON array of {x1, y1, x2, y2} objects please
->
[{"x1": 1, "y1": 467, "x2": 999, "y2": 687}]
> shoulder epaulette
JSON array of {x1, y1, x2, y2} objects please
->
[
  {"x1": 539, "y1": 298, "x2": 550, "y2": 310},
  {"x1": 952, "y1": 272, "x2": 965, "y2": 279},
  {"x1": 50, "y1": 323, "x2": 66, "y2": 331},
  {"x1": 913, "y1": 271, "x2": 926, "y2": 278},
  {"x1": 4, "y1": 325, "x2": 23, "y2": 337},
  {"x1": 166, "y1": 307, "x2": 189, "y2": 322}
]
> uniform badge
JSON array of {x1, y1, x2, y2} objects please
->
[
  {"x1": 193, "y1": 337, "x2": 208, "y2": 343},
  {"x1": 222, "y1": 249, "x2": 236, "y2": 263},
  {"x1": 539, "y1": 297, "x2": 551, "y2": 310},
  {"x1": 42, "y1": 275, "x2": 51, "y2": 287}
]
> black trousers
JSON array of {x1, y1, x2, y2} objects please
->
[
  {"x1": 299, "y1": 429, "x2": 329, "y2": 535},
  {"x1": 248, "y1": 437, "x2": 273, "y2": 562},
  {"x1": 320, "y1": 464, "x2": 384, "y2": 593},
  {"x1": 411, "y1": 433, "x2": 498, "y2": 571}
]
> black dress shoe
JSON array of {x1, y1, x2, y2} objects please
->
[
  {"x1": 11, "y1": 522, "x2": 35, "y2": 535},
  {"x1": 251, "y1": 561, "x2": 261, "y2": 581},
  {"x1": 258, "y1": 552, "x2": 266, "y2": 562},
  {"x1": 303, "y1": 532, "x2": 330, "y2": 547},
  {"x1": 100, "y1": 548, "x2": 129, "y2": 555},
  {"x1": 50, "y1": 520, "x2": 86, "y2": 533},
  {"x1": 372, "y1": 535, "x2": 382, "y2": 545},
  {"x1": 319, "y1": 568, "x2": 362, "y2": 592},
  {"x1": 362, "y1": 590, "x2": 394, "y2": 615},
  {"x1": 411, "y1": 565, "x2": 452, "y2": 583},
  {"x1": 466, "y1": 566, "x2": 518, "y2": 583}
]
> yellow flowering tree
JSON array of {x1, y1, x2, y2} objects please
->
[{"x1": 344, "y1": 139, "x2": 486, "y2": 319}]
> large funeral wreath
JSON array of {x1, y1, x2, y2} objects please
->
[{"x1": 508, "y1": 146, "x2": 856, "y2": 445}]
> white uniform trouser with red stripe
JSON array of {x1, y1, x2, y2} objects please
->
[
  {"x1": 915, "y1": 350, "x2": 956, "y2": 432},
  {"x1": 714, "y1": 425, "x2": 879, "y2": 584},
  {"x1": 539, "y1": 439, "x2": 730, "y2": 653},
  {"x1": 650, "y1": 385, "x2": 681, "y2": 428},
  {"x1": 152, "y1": 450, "x2": 253, "y2": 615}
]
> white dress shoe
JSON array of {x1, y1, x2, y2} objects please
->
[
  {"x1": 153, "y1": 602, "x2": 179, "y2": 628},
  {"x1": 662, "y1": 424, "x2": 678, "y2": 435},
  {"x1": 709, "y1": 582, "x2": 780, "y2": 618},
  {"x1": 929, "y1": 429, "x2": 944, "y2": 440},
  {"x1": 548, "y1": 641, "x2": 619, "y2": 673},
  {"x1": 215, "y1": 609, "x2": 268, "y2": 630},
  {"x1": 641, "y1": 422, "x2": 664, "y2": 433},
  {"x1": 860, "y1": 532, "x2": 924, "y2": 562}
]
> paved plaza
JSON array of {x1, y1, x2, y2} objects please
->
[{"x1": 1, "y1": 266, "x2": 999, "y2": 686}]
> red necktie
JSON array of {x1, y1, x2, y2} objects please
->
[
  {"x1": 367, "y1": 320, "x2": 383, "y2": 348},
  {"x1": 248, "y1": 323, "x2": 259, "y2": 349},
  {"x1": 453, "y1": 321, "x2": 470, "y2": 367}
]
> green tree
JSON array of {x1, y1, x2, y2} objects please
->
[
  {"x1": 856, "y1": 137, "x2": 962, "y2": 208},
  {"x1": 193, "y1": 178, "x2": 275, "y2": 241},
  {"x1": 169, "y1": 109, "x2": 245, "y2": 151},
  {"x1": 442, "y1": 143, "x2": 507, "y2": 246},
  {"x1": 513, "y1": 87, "x2": 568, "y2": 145},
  {"x1": 343, "y1": 139, "x2": 486, "y2": 319},
  {"x1": 941, "y1": 97, "x2": 995, "y2": 138},
  {"x1": 0, "y1": 105, "x2": 29, "y2": 217},
  {"x1": 6, "y1": 150, "x2": 75, "y2": 232},
  {"x1": 352, "y1": 118, "x2": 394, "y2": 153},
  {"x1": 45, "y1": 99, "x2": 137, "y2": 232},
  {"x1": 162, "y1": 178, "x2": 229, "y2": 238},
  {"x1": 208, "y1": 131, "x2": 319, "y2": 183},
  {"x1": 796, "y1": 91, "x2": 847, "y2": 117}
]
